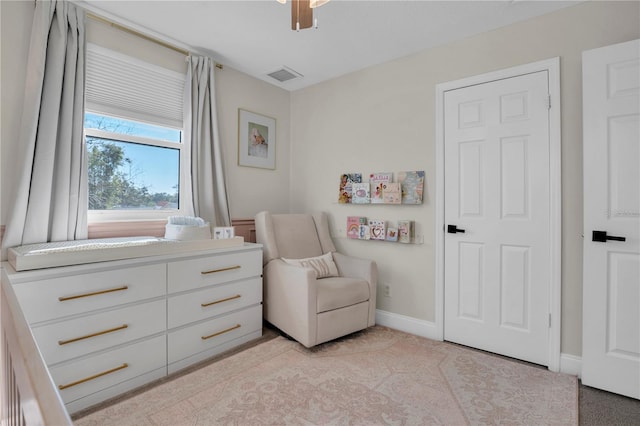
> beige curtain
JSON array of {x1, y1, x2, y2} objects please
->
[
  {"x1": 184, "y1": 56, "x2": 231, "y2": 226},
  {"x1": 2, "y1": 0, "x2": 87, "y2": 256}
]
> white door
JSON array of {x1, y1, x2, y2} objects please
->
[
  {"x1": 582, "y1": 39, "x2": 640, "y2": 399},
  {"x1": 443, "y1": 71, "x2": 551, "y2": 365}
]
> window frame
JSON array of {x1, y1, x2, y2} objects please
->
[{"x1": 85, "y1": 112, "x2": 187, "y2": 223}]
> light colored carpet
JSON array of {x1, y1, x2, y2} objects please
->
[{"x1": 74, "y1": 326, "x2": 577, "y2": 425}]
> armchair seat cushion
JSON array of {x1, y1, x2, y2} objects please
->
[{"x1": 316, "y1": 277, "x2": 370, "y2": 313}]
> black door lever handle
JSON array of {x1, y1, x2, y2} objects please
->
[
  {"x1": 447, "y1": 225, "x2": 466, "y2": 234},
  {"x1": 592, "y1": 230, "x2": 626, "y2": 242}
]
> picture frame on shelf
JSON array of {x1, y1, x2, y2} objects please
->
[{"x1": 238, "y1": 109, "x2": 276, "y2": 169}]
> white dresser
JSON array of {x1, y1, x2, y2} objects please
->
[{"x1": 1, "y1": 243, "x2": 262, "y2": 414}]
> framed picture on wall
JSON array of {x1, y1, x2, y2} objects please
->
[{"x1": 238, "y1": 108, "x2": 276, "y2": 170}]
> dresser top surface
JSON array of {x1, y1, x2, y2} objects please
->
[{"x1": 2, "y1": 241, "x2": 262, "y2": 282}]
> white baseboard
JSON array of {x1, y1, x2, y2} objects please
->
[
  {"x1": 560, "y1": 353, "x2": 582, "y2": 377},
  {"x1": 375, "y1": 309, "x2": 440, "y2": 340},
  {"x1": 376, "y1": 309, "x2": 583, "y2": 377}
]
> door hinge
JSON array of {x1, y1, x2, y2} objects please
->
[{"x1": 546, "y1": 94, "x2": 551, "y2": 110}]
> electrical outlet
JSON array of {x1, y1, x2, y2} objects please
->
[{"x1": 382, "y1": 284, "x2": 391, "y2": 298}]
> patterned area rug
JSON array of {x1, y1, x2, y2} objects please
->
[{"x1": 74, "y1": 326, "x2": 577, "y2": 425}]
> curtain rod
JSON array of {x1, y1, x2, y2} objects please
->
[{"x1": 86, "y1": 12, "x2": 223, "y2": 69}]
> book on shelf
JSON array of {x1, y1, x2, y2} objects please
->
[
  {"x1": 358, "y1": 224, "x2": 371, "y2": 240},
  {"x1": 338, "y1": 173, "x2": 362, "y2": 204},
  {"x1": 368, "y1": 219, "x2": 386, "y2": 240},
  {"x1": 382, "y1": 182, "x2": 401, "y2": 204},
  {"x1": 351, "y1": 182, "x2": 370, "y2": 204},
  {"x1": 386, "y1": 227, "x2": 399, "y2": 242},
  {"x1": 347, "y1": 216, "x2": 367, "y2": 239},
  {"x1": 398, "y1": 171, "x2": 425, "y2": 204},
  {"x1": 369, "y1": 172, "x2": 393, "y2": 204},
  {"x1": 398, "y1": 220, "x2": 414, "y2": 243}
]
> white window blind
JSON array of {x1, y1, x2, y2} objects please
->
[{"x1": 85, "y1": 44, "x2": 185, "y2": 128}]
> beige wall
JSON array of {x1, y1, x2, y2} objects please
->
[
  {"x1": 215, "y1": 67, "x2": 291, "y2": 219},
  {"x1": 0, "y1": 1, "x2": 291, "y2": 230},
  {"x1": 290, "y1": 1, "x2": 640, "y2": 356}
]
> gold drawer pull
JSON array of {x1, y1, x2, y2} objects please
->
[
  {"x1": 58, "y1": 324, "x2": 129, "y2": 346},
  {"x1": 201, "y1": 265, "x2": 241, "y2": 275},
  {"x1": 201, "y1": 294, "x2": 241, "y2": 308},
  {"x1": 58, "y1": 285, "x2": 129, "y2": 302},
  {"x1": 201, "y1": 324, "x2": 241, "y2": 340},
  {"x1": 58, "y1": 363, "x2": 128, "y2": 390}
]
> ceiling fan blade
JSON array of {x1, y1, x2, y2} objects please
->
[{"x1": 292, "y1": 0, "x2": 313, "y2": 30}]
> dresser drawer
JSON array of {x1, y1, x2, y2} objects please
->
[
  {"x1": 168, "y1": 277, "x2": 261, "y2": 329},
  {"x1": 168, "y1": 304, "x2": 262, "y2": 364},
  {"x1": 32, "y1": 299, "x2": 166, "y2": 366},
  {"x1": 50, "y1": 335, "x2": 166, "y2": 404},
  {"x1": 167, "y1": 249, "x2": 261, "y2": 294},
  {"x1": 12, "y1": 264, "x2": 166, "y2": 324}
]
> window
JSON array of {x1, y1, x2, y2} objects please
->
[
  {"x1": 84, "y1": 44, "x2": 187, "y2": 222},
  {"x1": 85, "y1": 113, "x2": 183, "y2": 218}
]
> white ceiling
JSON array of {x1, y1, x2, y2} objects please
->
[{"x1": 83, "y1": 0, "x2": 582, "y2": 91}]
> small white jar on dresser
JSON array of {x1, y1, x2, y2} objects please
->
[{"x1": 1, "y1": 242, "x2": 263, "y2": 414}]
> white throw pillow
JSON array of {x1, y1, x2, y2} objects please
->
[{"x1": 281, "y1": 252, "x2": 339, "y2": 279}]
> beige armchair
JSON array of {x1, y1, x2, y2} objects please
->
[{"x1": 255, "y1": 211, "x2": 377, "y2": 348}]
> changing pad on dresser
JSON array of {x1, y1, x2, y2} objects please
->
[{"x1": 8, "y1": 236, "x2": 245, "y2": 271}]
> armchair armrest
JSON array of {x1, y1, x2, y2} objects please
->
[
  {"x1": 263, "y1": 259, "x2": 319, "y2": 347},
  {"x1": 332, "y1": 252, "x2": 377, "y2": 284},
  {"x1": 332, "y1": 252, "x2": 378, "y2": 326}
]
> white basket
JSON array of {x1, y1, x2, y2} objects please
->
[{"x1": 164, "y1": 223, "x2": 212, "y2": 241}]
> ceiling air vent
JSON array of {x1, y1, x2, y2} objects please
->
[{"x1": 267, "y1": 66, "x2": 303, "y2": 83}]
